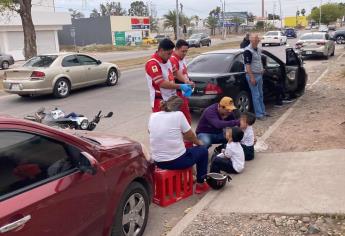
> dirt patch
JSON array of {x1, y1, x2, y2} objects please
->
[
  {"x1": 265, "y1": 56, "x2": 345, "y2": 152},
  {"x1": 182, "y1": 211, "x2": 345, "y2": 236}
]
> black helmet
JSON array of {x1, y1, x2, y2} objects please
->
[{"x1": 205, "y1": 173, "x2": 232, "y2": 190}]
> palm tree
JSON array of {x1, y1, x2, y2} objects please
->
[
  {"x1": 163, "y1": 10, "x2": 190, "y2": 39},
  {"x1": 150, "y1": 16, "x2": 159, "y2": 33},
  {"x1": 206, "y1": 16, "x2": 218, "y2": 36}
]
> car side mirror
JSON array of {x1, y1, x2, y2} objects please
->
[
  {"x1": 79, "y1": 152, "x2": 98, "y2": 175},
  {"x1": 96, "y1": 60, "x2": 102, "y2": 65}
]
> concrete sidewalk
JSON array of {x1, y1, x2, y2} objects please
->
[{"x1": 168, "y1": 149, "x2": 345, "y2": 236}]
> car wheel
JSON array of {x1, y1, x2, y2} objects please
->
[
  {"x1": 1, "y1": 61, "x2": 9, "y2": 70},
  {"x1": 336, "y1": 35, "x2": 345, "y2": 44},
  {"x1": 262, "y1": 43, "x2": 265, "y2": 47},
  {"x1": 207, "y1": 41, "x2": 211, "y2": 47},
  {"x1": 106, "y1": 68, "x2": 118, "y2": 86},
  {"x1": 79, "y1": 119, "x2": 89, "y2": 130},
  {"x1": 235, "y1": 91, "x2": 252, "y2": 113},
  {"x1": 111, "y1": 182, "x2": 149, "y2": 236},
  {"x1": 53, "y1": 78, "x2": 70, "y2": 98}
]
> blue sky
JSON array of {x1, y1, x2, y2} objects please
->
[{"x1": 55, "y1": 0, "x2": 344, "y2": 18}]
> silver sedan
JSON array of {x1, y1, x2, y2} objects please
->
[
  {"x1": 2, "y1": 53, "x2": 121, "y2": 98},
  {"x1": 295, "y1": 32, "x2": 335, "y2": 59}
]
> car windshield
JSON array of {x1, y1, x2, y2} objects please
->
[
  {"x1": 23, "y1": 55, "x2": 58, "y2": 67},
  {"x1": 188, "y1": 53, "x2": 234, "y2": 73},
  {"x1": 286, "y1": 29, "x2": 294, "y2": 33},
  {"x1": 190, "y1": 34, "x2": 201, "y2": 39},
  {"x1": 265, "y1": 32, "x2": 279, "y2": 36},
  {"x1": 300, "y1": 34, "x2": 325, "y2": 40}
]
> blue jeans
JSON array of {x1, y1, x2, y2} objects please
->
[
  {"x1": 197, "y1": 132, "x2": 227, "y2": 149},
  {"x1": 155, "y1": 146, "x2": 208, "y2": 183},
  {"x1": 246, "y1": 74, "x2": 266, "y2": 118}
]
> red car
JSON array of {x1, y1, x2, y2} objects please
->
[{"x1": 0, "y1": 116, "x2": 153, "y2": 236}]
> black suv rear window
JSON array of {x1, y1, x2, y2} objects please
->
[{"x1": 188, "y1": 54, "x2": 234, "y2": 73}]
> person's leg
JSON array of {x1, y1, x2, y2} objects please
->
[
  {"x1": 179, "y1": 94, "x2": 193, "y2": 148},
  {"x1": 156, "y1": 146, "x2": 208, "y2": 183},
  {"x1": 210, "y1": 157, "x2": 238, "y2": 174},
  {"x1": 256, "y1": 75, "x2": 266, "y2": 115},
  {"x1": 197, "y1": 133, "x2": 212, "y2": 149},
  {"x1": 246, "y1": 75, "x2": 264, "y2": 118},
  {"x1": 241, "y1": 144, "x2": 255, "y2": 161}
]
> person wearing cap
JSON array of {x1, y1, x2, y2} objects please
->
[
  {"x1": 196, "y1": 97, "x2": 240, "y2": 149},
  {"x1": 145, "y1": 38, "x2": 192, "y2": 112}
]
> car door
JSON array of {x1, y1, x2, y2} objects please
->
[
  {"x1": 76, "y1": 55, "x2": 107, "y2": 85},
  {"x1": 0, "y1": 128, "x2": 108, "y2": 236},
  {"x1": 61, "y1": 55, "x2": 86, "y2": 88}
]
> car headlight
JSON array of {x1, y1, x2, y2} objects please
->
[{"x1": 287, "y1": 71, "x2": 296, "y2": 81}]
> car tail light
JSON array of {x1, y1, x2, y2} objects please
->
[
  {"x1": 274, "y1": 37, "x2": 278, "y2": 39},
  {"x1": 204, "y1": 83, "x2": 223, "y2": 95},
  {"x1": 295, "y1": 43, "x2": 303, "y2": 49},
  {"x1": 317, "y1": 42, "x2": 326, "y2": 45},
  {"x1": 30, "y1": 71, "x2": 45, "y2": 80}
]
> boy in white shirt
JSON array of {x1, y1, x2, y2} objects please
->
[
  {"x1": 240, "y1": 112, "x2": 256, "y2": 161},
  {"x1": 210, "y1": 126, "x2": 245, "y2": 174}
]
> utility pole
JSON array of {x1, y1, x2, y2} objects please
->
[
  {"x1": 262, "y1": 0, "x2": 265, "y2": 18},
  {"x1": 279, "y1": 0, "x2": 282, "y2": 30},
  {"x1": 273, "y1": 2, "x2": 276, "y2": 28},
  {"x1": 176, "y1": 0, "x2": 179, "y2": 39},
  {"x1": 319, "y1": 0, "x2": 322, "y2": 26}
]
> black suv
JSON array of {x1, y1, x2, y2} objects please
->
[
  {"x1": 333, "y1": 30, "x2": 345, "y2": 44},
  {"x1": 186, "y1": 33, "x2": 211, "y2": 48}
]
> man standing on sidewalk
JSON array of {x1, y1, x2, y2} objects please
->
[
  {"x1": 244, "y1": 34, "x2": 266, "y2": 120},
  {"x1": 145, "y1": 38, "x2": 192, "y2": 112}
]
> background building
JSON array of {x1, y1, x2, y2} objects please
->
[
  {"x1": 284, "y1": 16, "x2": 308, "y2": 28},
  {"x1": 0, "y1": 0, "x2": 70, "y2": 60},
  {"x1": 58, "y1": 16, "x2": 150, "y2": 47}
]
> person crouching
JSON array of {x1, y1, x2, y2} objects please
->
[{"x1": 210, "y1": 127, "x2": 245, "y2": 174}]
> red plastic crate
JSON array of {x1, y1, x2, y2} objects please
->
[{"x1": 153, "y1": 167, "x2": 193, "y2": 207}]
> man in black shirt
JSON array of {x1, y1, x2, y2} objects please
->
[{"x1": 240, "y1": 33, "x2": 250, "y2": 49}]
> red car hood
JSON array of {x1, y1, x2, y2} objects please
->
[{"x1": 66, "y1": 130, "x2": 135, "y2": 149}]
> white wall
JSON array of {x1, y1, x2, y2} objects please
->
[{"x1": 32, "y1": 0, "x2": 55, "y2": 12}]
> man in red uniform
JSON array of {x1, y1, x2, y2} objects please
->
[
  {"x1": 145, "y1": 38, "x2": 192, "y2": 112},
  {"x1": 170, "y1": 39, "x2": 193, "y2": 125}
]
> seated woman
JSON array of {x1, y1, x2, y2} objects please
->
[{"x1": 148, "y1": 95, "x2": 209, "y2": 194}]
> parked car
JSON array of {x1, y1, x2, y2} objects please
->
[
  {"x1": 262, "y1": 31, "x2": 287, "y2": 46},
  {"x1": 332, "y1": 30, "x2": 345, "y2": 44},
  {"x1": 0, "y1": 53, "x2": 14, "y2": 70},
  {"x1": 186, "y1": 33, "x2": 211, "y2": 48},
  {"x1": 142, "y1": 37, "x2": 158, "y2": 45},
  {"x1": 0, "y1": 116, "x2": 153, "y2": 236},
  {"x1": 305, "y1": 25, "x2": 312, "y2": 30},
  {"x1": 284, "y1": 28, "x2": 297, "y2": 38},
  {"x1": 318, "y1": 25, "x2": 329, "y2": 32},
  {"x1": 328, "y1": 25, "x2": 337, "y2": 31},
  {"x1": 2, "y1": 53, "x2": 120, "y2": 98},
  {"x1": 296, "y1": 32, "x2": 335, "y2": 59},
  {"x1": 187, "y1": 48, "x2": 307, "y2": 112},
  {"x1": 154, "y1": 34, "x2": 170, "y2": 43}
]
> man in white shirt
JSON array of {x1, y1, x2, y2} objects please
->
[{"x1": 148, "y1": 96, "x2": 210, "y2": 194}]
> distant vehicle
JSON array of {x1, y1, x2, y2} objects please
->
[
  {"x1": 186, "y1": 33, "x2": 211, "y2": 48},
  {"x1": 305, "y1": 25, "x2": 311, "y2": 30},
  {"x1": 284, "y1": 28, "x2": 297, "y2": 38},
  {"x1": 2, "y1": 53, "x2": 120, "y2": 98},
  {"x1": 296, "y1": 32, "x2": 335, "y2": 59},
  {"x1": 0, "y1": 115, "x2": 153, "y2": 236},
  {"x1": 333, "y1": 30, "x2": 345, "y2": 44},
  {"x1": 186, "y1": 48, "x2": 307, "y2": 112},
  {"x1": 328, "y1": 25, "x2": 337, "y2": 31},
  {"x1": 154, "y1": 34, "x2": 170, "y2": 43},
  {"x1": 142, "y1": 37, "x2": 158, "y2": 45},
  {"x1": 311, "y1": 25, "x2": 318, "y2": 29},
  {"x1": 318, "y1": 25, "x2": 328, "y2": 32},
  {"x1": 0, "y1": 53, "x2": 14, "y2": 70},
  {"x1": 262, "y1": 31, "x2": 287, "y2": 46}
]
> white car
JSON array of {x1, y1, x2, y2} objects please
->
[
  {"x1": 262, "y1": 31, "x2": 287, "y2": 46},
  {"x1": 296, "y1": 32, "x2": 335, "y2": 59}
]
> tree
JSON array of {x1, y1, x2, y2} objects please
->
[
  {"x1": 0, "y1": 0, "x2": 36, "y2": 59},
  {"x1": 163, "y1": 10, "x2": 190, "y2": 39},
  {"x1": 150, "y1": 16, "x2": 158, "y2": 33},
  {"x1": 90, "y1": 2, "x2": 126, "y2": 17},
  {"x1": 128, "y1": 1, "x2": 149, "y2": 16},
  {"x1": 68, "y1": 8, "x2": 85, "y2": 19},
  {"x1": 301, "y1": 8, "x2": 306, "y2": 16},
  {"x1": 309, "y1": 3, "x2": 345, "y2": 25},
  {"x1": 206, "y1": 16, "x2": 217, "y2": 36}
]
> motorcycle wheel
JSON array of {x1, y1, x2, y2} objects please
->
[{"x1": 80, "y1": 120, "x2": 89, "y2": 130}]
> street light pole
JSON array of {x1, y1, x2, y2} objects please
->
[
  {"x1": 279, "y1": 0, "x2": 282, "y2": 30},
  {"x1": 319, "y1": 0, "x2": 322, "y2": 26},
  {"x1": 176, "y1": 0, "x2": 180, "y2": 39}
]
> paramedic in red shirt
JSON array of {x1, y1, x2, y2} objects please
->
[
  {"x1": 145, "y1": 38, "x2": 192, "y2": 112},
  {"x1": 170, "y1": 39, "x2": 194, "y2": 125}
]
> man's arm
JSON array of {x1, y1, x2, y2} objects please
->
[
  {"x1": 244, "y1": 50, "x2": 256, "y2": 86},
  {"x1": 205, "y1": 110, "x2": 240, "y2": 129}
]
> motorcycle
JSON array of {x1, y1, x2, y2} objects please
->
[{"x1": 24, "y1": 107, "x2": 113, "y2": 131}]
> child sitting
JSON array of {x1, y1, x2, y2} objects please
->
[
  {"x1": 240, "y1": 112, "x2": 256, "y2": 161},
  {"x1": 210, "y1": 126, "x2": 245, "y2": 174}
]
